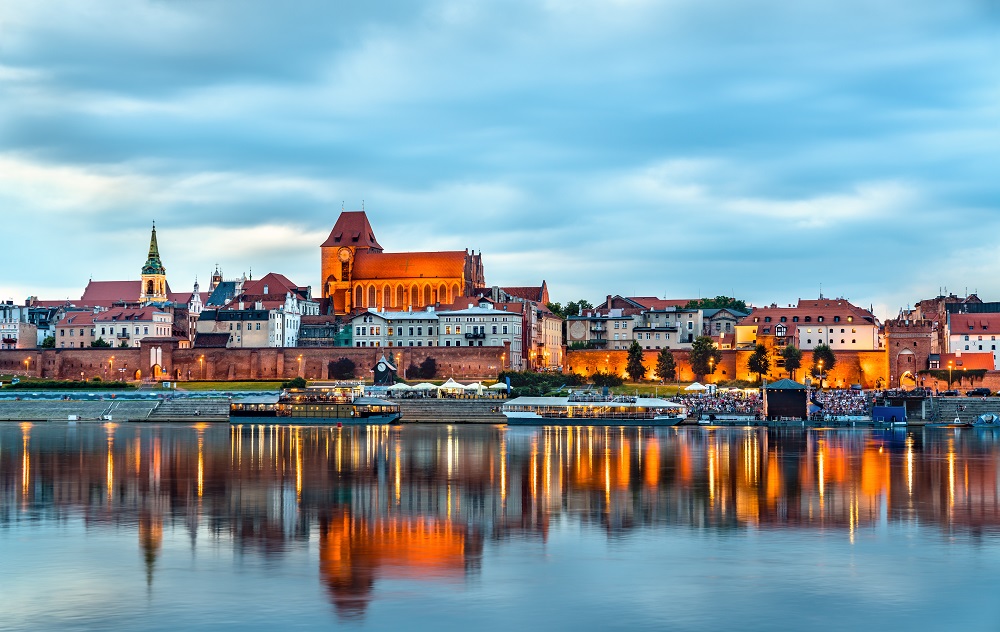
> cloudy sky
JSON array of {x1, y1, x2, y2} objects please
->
[{"x1": 1, "y1": 1, "x2": 997, "y2": 318}]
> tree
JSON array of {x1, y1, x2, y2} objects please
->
[
  {"x1": 419, "y1": 357, "x2": 437, "y2": 379},
  {"x1": 118, "y1": 340, "x2": 130, "y2": 348},
  {"x1": 91, "y1": 337, "x2": 111, "y2": 348},
  {"x1": 655, "y1": 348, "x2": 677, "y2": 382},
  {"x1": 41, "y1": 336, "x2": 55, "y2": 348},
  {"x1": 557, "y1": 299, "x2": 593, "y2": 318},
  {"x1": 685, "y1": 296, "x2": 749, "y2": 312},
  {"x1": 811, "y1": 344, "x2": 836, "y2": 384},
  {"x1": 591, "y1": 370, "x2": 624, "y2": 388},
  {"x1": 282, "y1": 376, "x2": 307, "y2": 389},
  {"x1": 328, "y1": 357, "x2": 356, "y2": 380},
  {"x1": 781, "y1": 345, "x2": 802, "y2": 380},
  {"x1": 690, "y1": 336, "x2": 722, "y2": 379},
  {"x1": 625, "y1": 340, "x2": 646, "y2": 382},
  {"x1": 748, "y1": 344, "x2": 770, "y2": 384}
]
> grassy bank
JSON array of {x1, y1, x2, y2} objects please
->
[{"x1": 175, "y1": 381, "x2": 284, "y2": 391}]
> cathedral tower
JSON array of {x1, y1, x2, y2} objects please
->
[{"x1": 139, "y1": 223, "x2": 168, "y2": 304}]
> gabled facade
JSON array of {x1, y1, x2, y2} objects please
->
[
  {"x1": 736, "y1": 298, "x2": 880, "y2": 352},
  {"x1": 320, "y1": 210, "x2": 486, "y2": 315}
]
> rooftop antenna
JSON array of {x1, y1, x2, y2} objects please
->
[
  {"x1": 342, "y1": 201, "x2": 345, "y2": 212},
  {"x1": 362, "y1": 199, "x2": 365, "y2": 212}
]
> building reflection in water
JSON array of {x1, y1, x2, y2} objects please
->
[{"x1": 2, "y1": 423, "x2": 1000, "y2": 618}]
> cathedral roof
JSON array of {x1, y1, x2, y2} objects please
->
[
  {"x1": 321, "y1": 211, "x2": 382, "y2": 250},
  {"x1": 351, "y1": 251, "x2": 468, "y2": 280}
]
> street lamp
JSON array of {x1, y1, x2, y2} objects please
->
[
  {"x1": 298, "y1": 354, "x2": 303, "y2": 378},
  {"x1": 24, "y1": 357, "x2": 29, "y2": 376},
  {"x1": 396, "y1": 353, "x2": 403, "y2": 380},
  {"x1": 199, "y1": 355, "x2": 205, "y2": 380},
  {"x1": 817, "y1": 359, "x2": 824, "y2": 390},
  {"x1": 948, "y1": 360, "x2": 953, "y2": 390},
  {"x1": 708, "y1": 357, "x2": 715, "y2": 383}
]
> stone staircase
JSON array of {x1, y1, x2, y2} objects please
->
[
  {"x1": 0, "y1": 399, "x2": 157, "y2": 421},
  {"x1": 145, "y1": 398, "x2": 230, "y2": 421},
  {"x1": 396, "y1": 399, "x2": 505, "y2": 424},
  {"x1": 933, "y1": 397, "x2": 1000, "y2": 423}
]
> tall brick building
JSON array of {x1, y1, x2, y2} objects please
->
[{"x1": 320, "y1": 211, "x2": 486, "y2": 315}]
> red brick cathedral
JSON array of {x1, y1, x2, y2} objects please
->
[{"x1": 321, "y1": 211, "x2": 486, "y2": 315}]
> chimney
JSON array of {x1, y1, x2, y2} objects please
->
[{"x1": 239, "y1": 301, "x2": 245, "y2": 310}]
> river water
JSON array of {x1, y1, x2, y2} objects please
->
[{"x1": 1, "y1": 422, "x2": 998, "y2": 630}]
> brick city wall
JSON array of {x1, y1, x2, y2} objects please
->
[
  {"x1": 0, "y1": 343, "x2": 510, "y2": 382},
  {"x1": 565, "y1": 347, "x2": 889, "y2": 388}
]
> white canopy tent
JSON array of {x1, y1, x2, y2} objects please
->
[
  {"x1": 488, "y1": 382, "x2": 508, "y2": 391},
  {"x1": 386, "y1": 383, "x2": 411, "y2": 391},
  {"x1": 438, "y1": 378, "x2": 466, "y2": 393},
  {"x1": 684, "y1": 382, "x2": 708, "y2": 392},
  {"x1": 413, "y1": 382, "x2": 438, "y2": 390}
]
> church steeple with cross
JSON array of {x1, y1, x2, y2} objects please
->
[{"x1": 139, "y1": 222, "x2": 168, "y2": 304}]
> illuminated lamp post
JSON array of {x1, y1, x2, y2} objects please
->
[
  {"x1": 817, "y1": 360, "x2": 824, "y2": 390},
  {"x1": 708, "y1": 357, "x2": 715, "y2": 384},
  {"x1": 396, "y1": 353, "x2": 403, "y2": 380},
  {"x1": 298, "y1": 354, "x2": 304, "y2": 379},
  {"x1": 24, "y1": 357, "x2": 29, "y2": 376},
  {"x1": 947, "y1": 360, "x2": 953, "y2": 391}
]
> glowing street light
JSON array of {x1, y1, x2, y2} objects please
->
[{"x1": 948, "y1": 360, "x2": 953, "y2": 390}]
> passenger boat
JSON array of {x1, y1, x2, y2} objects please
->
[
  {"x1": 501, "y1": 392, "x2": 686, "y2": 426},
  {"x1": 229, "y1": 382, "x2": 402, "y2": 424}
]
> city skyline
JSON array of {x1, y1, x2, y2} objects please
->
[{"x1": 1, "y1": 1, "x2": 997, "y2": 319}]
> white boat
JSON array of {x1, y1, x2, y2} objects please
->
[{"x1": 501, "y1": 392, "x2": 686, "y2": 426}]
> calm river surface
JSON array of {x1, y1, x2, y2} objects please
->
[{"x1": 1, "y1": 422, "x2": 999, "y2": 630}]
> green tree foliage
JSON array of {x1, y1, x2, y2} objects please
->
[
  {"x1": 41, "y1": 336, "x2": 55, "y2": 348},
  {"x1": 419, "y1": 357, "x2": 437, "y2": 379},
  {"x1": 549, "y1": 299, "x2": 594, "y2": 319},
  {"x1": 625, "y1": 340, "x2": 646, "y2": 382},
  {"x1": 591, "y1": 370, "x2": 625, "y2": 388},
  {"x1": 811, "y1": 344, "x2": 836, "y2": 378},
  {"x1": 781, "y1": 345, "x2": 802, "y2": 380},
  {"x1": 498, "y1": 370, "x2": 585, "y2": 397},
  {"x1": 91, "y1": 337, "x2": 111, "y2": 348},
  {"x1": 748, "y1": 344, "x2": 770, "y2": 384},
  {"x1": 118, "y1": 340, "x2": 130, "y2": 348},
  {"x1": 282, "y1": 376, "x2": 307, "y2": 389},
  {"x1": 655, "y1": 348, "x2": 677, "y2": 382},
  {"x1": 685, "y1": 296, "x2": 749, "y2": 312},
  {"x1": 690, "y1": 336, "x2": 722, "y2": 378},
  {"x1": 327, "y1": 357, "x2": 356, "y2": 380}
]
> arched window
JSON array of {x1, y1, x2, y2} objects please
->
[
  {"x1": 355, "y1": 286, "x2": 364, "y2": 308},
  {"x1": 146, "y1": 280, "x2": 154, "y2": 294},
  {"x1": 438, "y1": 284, "x2": 447, "y2": 304},
  {"x1": 383, "y1": 285, "x2": 391, "y2": 309},
  {"x1": 368, "y1": 286, "x2": 376, "y2": 308},
  {"x1": 423, "y1": 285, "x2": 432, "y2": 306},
  {"x1": 410, "y1": 284, "x2": 419, "y2": 307},
  {"x1": 396, "y1": 285, "x2": 404, "y2": 308},
  {"x1": 451, "y1": 283, "x2": 460, "y2": 303}
]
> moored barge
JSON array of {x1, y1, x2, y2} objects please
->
[{"x1": 230, "y1": 382, "x2": 401, "y2": 424}]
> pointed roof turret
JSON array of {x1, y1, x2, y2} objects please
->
[{"x1": 142, "y1": 222, "x2": 166, "y2": 275}]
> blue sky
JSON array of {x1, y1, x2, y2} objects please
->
[{"x1": 1, "y1": 1, "x2": 997, "y2": 318}]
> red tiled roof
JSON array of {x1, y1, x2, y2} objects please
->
[
  {"x1": 168, "y1": 291, "x2": 210, "y2": 305},
  {"x1": 28, "y1": 300, "x2": 73, "y2": 308},
  {"x1": 503, "y1": 286, "x2": 544, "y2": 302},
  {"x1": 940, "y1": 352, "x2": 994, "y2": 370},
  {"x1": 80, "y1": 280, "x2": 142, "y2": 306},
  {"x1": 629, "y1": 297, "x2": 693, "y2": 310},
  {"x1": 351, "y1": 251, "x2": 467, "y2": 280},
  {"x1": 738, "y1": 299, "x2": 876, "y2": 330},
  {"x1": 56, "y1": 312, "x2": 97, "y2": 327},
  {"x1": 950, "y1": 314, "x2": 1000, "y2": 333},
  {"x1": 242, "y1": 272, "x2": 299, "y2": 296},
  {"x1": 94, "y1": 306, "x2": 164, "y2": 322},
  {"x1": 321, "y1": 211, "x2": 382, "y2": 249}
]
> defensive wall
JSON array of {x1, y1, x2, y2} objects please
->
[
  {"x1": 0, "y1": 343, "x2": 509, "y2": 382},
  {"x1": 565, "y1": 347, "x2": 890, "y2": 389}
]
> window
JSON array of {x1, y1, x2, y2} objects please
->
[
  {"x1": 965, "y1": 335, "x2": 970, "y2": 341},
  {"x1": 804, "y1": 317, "x2": 811, "y2": 323},
  {"x1": 417, "y1": 327, "x2": 422, "y2": 336},
  {"x1": 256, "y1": 323, "x2": 261, "y2": 330},
  {"x1": 687, "y1": 322, "x2": 692, "y2": 330},
  {"x1": 780, "y1": 316, "x2": 787, "y2": 322},
  {"x1": 446, "y1": 341, "x2": 451, "y2": 346},
  {"x1": 817, "y1": 316, "x2": 824, "y2": 323},
  {"x1": 807, "y1": 339, "x2": 812, "y2": 344},
  {"x1": 144, "y1": 327, "x2": 148, "y2": 335},
  {"x1": 502, "y1": 326, "x2": 508, "y2": 334},
  {"x1": 101, "y1": 327, "x2": 106, "y2": 335},
  {"x1": 408, "y1": 327, "x2": 414, "y2": 336},
  {"x1": 79, "y1": 328, "x2": 84, "y2": 335},
  {"x1": 360, "y1": 326, "x2": 366, "y2": 336},
  {"x1": 834, "y1": 316, "x2": 840, "y2": 322},
  {"x1": 356, "y1": 326, "x2": 361, "y2": 335},
  {"x1": 445, "y1": 326, "x2": 451, "y2": 335},
  {"x1": 792, "y1": 316, "x2": 799, "y2": 323},
  {"x1": 456, "y1": 326, "x2": 461, "y2": 334},
  {"x1": 764, "y1": 317, "x2": 771, "y2": 323},
  {"x1": 965, "y1": 345, "x2": 969, "y2": 350},
  {"x1": 492, "y1": 325, "x2": 497, "y2": 334},
  {"x1": 841, "y1": 329, "x2": 845, "y2": 333}
]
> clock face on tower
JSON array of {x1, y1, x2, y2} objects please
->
[
  {"x1": 338, "y1": 247, "x2": 351, "y2": 262},
  {"x1": 377, "y1": 362, "x2": 386, "y2": 371}
]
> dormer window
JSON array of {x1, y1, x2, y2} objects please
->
[
  {"x1": 780, "y1": 316, "x2": 787, "y2": 322},
  {"x1": 817, "y1": 316, "x2": 824, "y2": 323},
  {"x1": 833, "y1": 316, "x2": 840, "y2": 322},
  {"x1": 792, "y1": 316, "x2": 799, "y2": 323},
  {"x1": 804, "y1": 316, "x2": 811, "y2": 322},
  {"x1": 764, "y1": 317, "x2": 771, "y2": 323}
]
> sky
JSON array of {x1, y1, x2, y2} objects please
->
[{"x1": 1, "y1": 0, "x2": 997, "y2": 319}]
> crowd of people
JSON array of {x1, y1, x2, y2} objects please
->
[{"x1": 812, "y1": 389, "x2": 871, "y2": 416}]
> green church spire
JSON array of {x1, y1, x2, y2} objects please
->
[{"x1": 142, "y1": 222, "x2": 166, "y2": 275}]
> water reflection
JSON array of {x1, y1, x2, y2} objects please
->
[{"x1": 3, "y1": 423, "x2": 1000, "y2": 621}]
